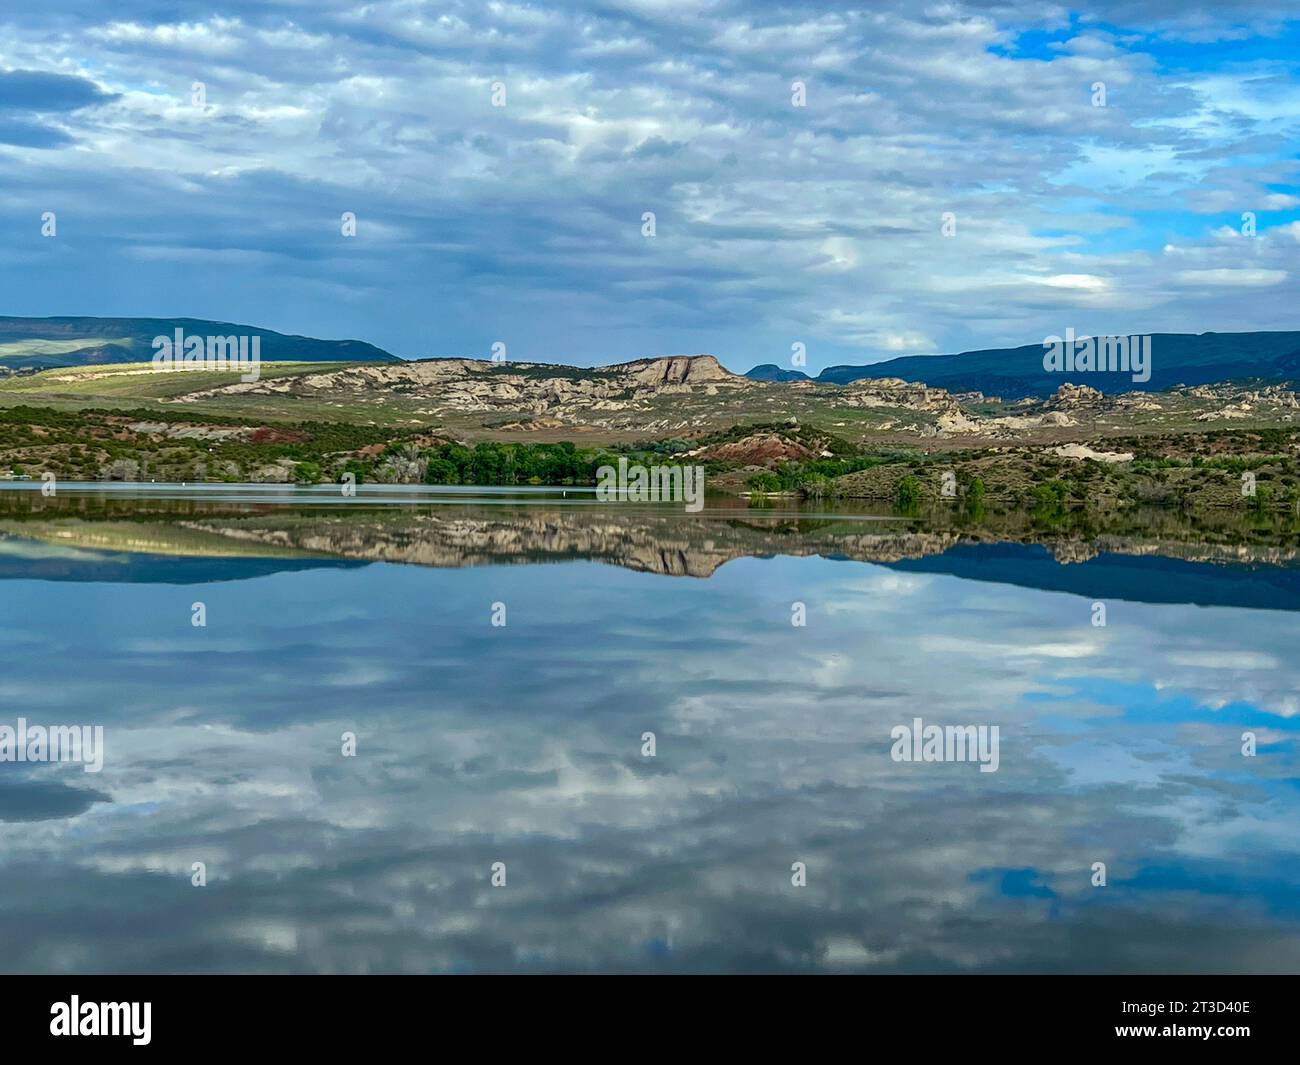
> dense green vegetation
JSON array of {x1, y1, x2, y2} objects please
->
[
  {"x1": 895, "y1": 475, "x2": 922, "y2": 512},
  {"x1": 3, "y1": 403, "x2": 1300, "y2": 519},
  {"x1": 747, "y1": 453, "x2": 912, "y2": 496},
  {"x1": 419, "y1": 441, "x2": 608, "y2": 485}
]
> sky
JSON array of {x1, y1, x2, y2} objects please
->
[{"x1": 1, "y1": 1, "x2": 1298, "y2": 374}]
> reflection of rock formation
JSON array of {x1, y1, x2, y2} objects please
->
[
  {"x1": 1048, "y1": 540, "x2": 1101, "y2": 565},
  {"x1": 1088, "y1": 536, "x2": 1300, "y2": 567},
  {"x1": 182, "y1": 510, "x2": 962, "y2": 578},
  {"x1": 174, "y1": 506, "x2": 1300, "y2": 578},
  {"x1": 4, "y1": 488, "x2": 1299, "y2": 581}
]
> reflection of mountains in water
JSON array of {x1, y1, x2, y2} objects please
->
[
  {"x1": 1, "y1": 504, "x2": 1298, "y2": 610},
  {"x1": 0, "y1": 543, "x2": 361, "y2": 584},
  {"x1": 886, "y1": 544, "x2": 1300, "y2": 612},
  {"x1": 0, "y1": 517, "x2": 361, "y2": 584}
]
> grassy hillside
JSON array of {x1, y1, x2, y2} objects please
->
[{"x1": 0, "y1": 361, "x2": 418, "y2": 423}]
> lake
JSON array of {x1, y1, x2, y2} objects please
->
[{"x1": 1, "y1": 485, "x2": 1297, "y2": 972}]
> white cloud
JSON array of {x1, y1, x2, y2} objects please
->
[{"x1": 1176, "y1": 268, "x2": 1287, "y2": 286}]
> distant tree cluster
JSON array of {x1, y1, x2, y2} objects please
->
[{"x1": 419, "y1": 441, "x2": 608, "y2": 485}]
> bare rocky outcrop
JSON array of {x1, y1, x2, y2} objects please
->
[
  {"x1": 837, "y1": 377, "x2": 971, "y2": 415},
  {"x1": 618, "y1": 354, "x2": 733, "y2": 386},
  {"x1": 1046, "y1": 383, "x2": 1106, "y2": 409},
  {"x1": 1049, "y1": 443, "x2": 1133, "y2": 463},
  {"x1": 102, "y1": 458, "x2": 141, "y2": 481},
  {"x1": 248, "y1": 461, "x2": 297, "y2": 483}
]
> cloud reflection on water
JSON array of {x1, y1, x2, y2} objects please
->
[{"x1": 0, "y1": 548, "x2": 1297, "y2": 972}]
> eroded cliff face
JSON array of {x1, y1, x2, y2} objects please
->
[{"x1": 620, "y1": 355, "x2": 733, "y2": 386}]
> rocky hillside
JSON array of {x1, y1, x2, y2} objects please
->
[
  {"x1": 174, "y1": 354, "x2": 752, "y2": 435},
  {"x1": 8, "y1": 349, "x2": 1300, "y2": 452},
  {"x1": 180, "y1": 358, "x2": 1300, "y2": 442}
]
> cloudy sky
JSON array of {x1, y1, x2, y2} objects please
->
[{"x1": 1, "y1": 1, "x2": 1298, "y2": 373}]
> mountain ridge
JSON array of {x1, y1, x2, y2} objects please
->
[
  {"x1": 746, "y1": 330, "x2": 1300, "y2": 398},
  {"x1": 0, "y1": 315, "x2": 399, "y2": 369}
]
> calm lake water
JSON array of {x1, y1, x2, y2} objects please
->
[{"x1": 0, "y1": 487, "x2": 1297, "y2": 972}]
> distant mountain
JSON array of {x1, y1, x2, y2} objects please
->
[
  {"x1": 746, "y1": 331, "x2": 1300, "y2": 398},
  {"x1": 745, "y1": 363, "x2": 810, "y2": 382},
  {"x1": 0, "y1": 316, "x2": 399, "y2": 370}
]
